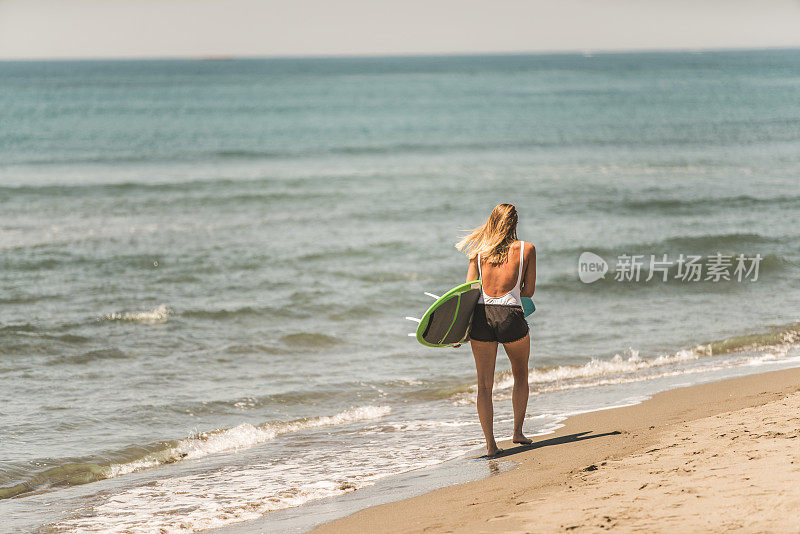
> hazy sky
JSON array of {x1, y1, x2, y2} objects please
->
[{"x1": 2, "y1": 0, "x2": 800, "y2": 60}]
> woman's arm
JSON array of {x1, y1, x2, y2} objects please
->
[
  {"x1": 520, "y1": 243, "x2": 536, "y2": 297},
  {"x1": 466, "y1": 255, "x2": 479, "y2": 282}
]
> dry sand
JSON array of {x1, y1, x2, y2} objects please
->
[{"x1": 313, "y1": 367, "x2": 800, "y2": 533}]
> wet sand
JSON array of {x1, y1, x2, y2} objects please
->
[{"x1": 312, "y1": 367, "x2": 800, "y2": 533}]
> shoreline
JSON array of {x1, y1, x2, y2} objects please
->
[{"x1": 306, "y1": 366, "x2": 800, "y2": 533}]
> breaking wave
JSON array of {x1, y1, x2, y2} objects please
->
[
  {"x1": 0, "y1": 405, "x2": 391, "y2": 500},
  {"x1": 442, "y1": 322, "x2": 800, "y2": 403},
  {"x1": 101, "y1": 304, "x2": 171, "y2": 323}
]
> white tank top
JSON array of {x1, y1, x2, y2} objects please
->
[{"x1": 477, "y1": 241, "x2": 525, "y2": 306}]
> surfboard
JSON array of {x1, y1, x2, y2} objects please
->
[
  {"x1": 522, "y1": 296, "x2": 535, "y2": 317},
  {"x1": 406, "y1": 281, "x2": 482, "y2": 347},
  {"x1": 406, "y1": 283, "x2": 536, "y2": 347}
]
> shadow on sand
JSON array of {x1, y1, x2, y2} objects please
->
[{"x1": 473, "y1": 430, "x2": 623, "y2": 460}]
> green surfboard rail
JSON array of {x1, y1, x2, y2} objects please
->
[{"x1": 415, "y1": 281, "x2": 482, "y2": 348}]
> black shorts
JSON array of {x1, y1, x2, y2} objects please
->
[{"x1": 469, "y1": 304, "x2": 529, "y2": 343}]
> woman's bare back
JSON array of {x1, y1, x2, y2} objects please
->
[{"x1": 469, "y1": 241, "x2": 536, "y2": 298}]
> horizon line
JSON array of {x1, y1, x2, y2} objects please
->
[{"x1": 1, "y1": 44, "x2": 799, "y2": 63}]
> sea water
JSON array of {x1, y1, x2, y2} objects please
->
[{"x1": 2, "y1": 50, "x2": 800, "y2": 533}]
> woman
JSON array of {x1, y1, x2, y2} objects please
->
[{"x1": 456, "y1": 204, "x2": 536, "y2": 457}]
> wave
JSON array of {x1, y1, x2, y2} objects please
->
[
  {"x1": 608, "y1": 194, "x2": 800, "y2": 215},
  {"x1": 181, "y1": 305, "x2": 280, "y2": 320},
  {"x1": 0, "y1": 323, "x2": 39, "y2": 333},
  {"x1": 8, "y1": 115, "x2": 800, "y2": 169},
  {"x1": 697, "y1": 324, "x2": 800, "y2": 355},
  {"x1": 0, "y1": 293, "x2": 62, "y2": 305},
  {"x1": 654, "y1": 232, "x2": 775, "y2": 249},
  {"x1": 101, "y1": 305, "x2": 171, "y2": 323},
  {"x1": 47, "y1": 347, "x2": 130, "y2": 366},
  {"x1": 0, "y1": 405, "x2": 391, "y2": 500},
  {"x1": 223, "y1": 343, "x2": 293, "y2": 355},
  {"x1": 295, "y1": 240, "x2": 414, "y2": 263},
  {"x1": 327, "y1": 305, "x2": 380, "y2": 321},
  {"x1": 439, "y1": 322, "x2": 800, "y2": 403},
  {"x1": 279, "y1": 332, "x2": 343, "y2": 348},
  {"x1": 356, "y1": 271, "x2": 426, "y2": 283},
  {"x1": 162, "y1": 384, "x2": 379, "y2": 419},
  {"x1": 490, "y1": 356, "x2": 795, "y2": 404},
  {"x1": 551, "y1": 232, "x2": 783, "y2": 260},
  {"x1": 0, "y1": 175, "x2": 319, "y2": 200},
  {"x1": 0, "y1": 138, "x2": 556, "y2": 168},
  {"x1": 166, "y1": 388, "x2": 350, "y2": 416},
  {"x1": 42, "y1": 333, "x2": 91, "y2": 344},
  {"x1": 179, "y1": 303, "x2": 312, "y2": 321}
]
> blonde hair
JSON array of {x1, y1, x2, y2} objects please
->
[{"x1": 455, "y1": 204, "x2": 519, "y2": 264}]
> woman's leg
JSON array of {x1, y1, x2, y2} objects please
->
[
  {"x1": 471, "y1": 339, "x2": 499, "y2": 456},
  {"x1": 503, "y1": 333, "x2": 531, "y2": 444}
]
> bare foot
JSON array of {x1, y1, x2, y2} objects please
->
[
  {"x1": 513, "y1": 433, "x2": 533, "y2": 445},
  {"x1": 486, "y1": 445, "x2": 503, "y2": 457}
]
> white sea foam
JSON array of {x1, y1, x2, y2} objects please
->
[
  {"x1": 362, "y1": 419, "x2": 477, "y2": 433},
  {"x1": 54, "y1": 409, "x2": 475, "y2": 534},
  {"x1": 102, "y1": 304, "x2": 171, "y2": 322},
  {"x1": 495, "y1": 325, "x2": 800, "y2": 393},
  {"x1": 450, "y1": 336, "x2": 800, "y2": 406},
  {"x1": 55, "y1": 469, "x2": 376, "y2": 534},
  {"x1": 48, "y1": 347, "x2": 800, "y2": 534},
  {"x1": 106, "y1": 405, "x2": 391, "y2": 479},
  {"x1": 492, "y1": 347, "x2": 699, "y2": 392}
]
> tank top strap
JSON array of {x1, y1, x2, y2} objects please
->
[{"x1": 515, "y1": 241, "x2": 525, "y2": 288}]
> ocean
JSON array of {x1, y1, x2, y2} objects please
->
[{"x1": 2, "y1": 50, "x2": 800, "y2": 533}]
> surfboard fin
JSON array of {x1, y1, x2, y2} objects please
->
[
  {"x1": 405, "y1": 316, "x2": 421, "y2": 323},
  {"x1": 424, "y1": 292, "x2": 441, "y2": 299}
]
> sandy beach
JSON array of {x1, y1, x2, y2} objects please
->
[
  {"x1": 313, "y1": 367, "x2": 800, "y2": 533},
  {"x1": 5, "y1": 53, "x2": 800, "y2": 533}
]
